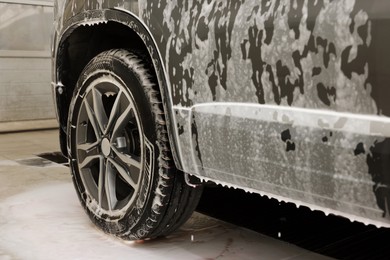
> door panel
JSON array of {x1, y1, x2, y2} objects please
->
[
  {"x1": 187, "y1": 103, "x2": 386, "y2": 223},
  {"x1": 141, "y1": 0, "x2": 390, "y2": 225}
]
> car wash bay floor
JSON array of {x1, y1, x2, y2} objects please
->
[
  {"x1": 0, "y1": 130, "x2": 387, "y2": 259},
  {"x1": 0, "y1": 129, "x2": 332, "y2": 260}
]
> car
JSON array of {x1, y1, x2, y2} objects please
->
[{"x1": 52, "y1": 0, "x2": 390, "y2": 240}]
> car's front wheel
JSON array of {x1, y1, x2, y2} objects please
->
[{"x1": 67, "y1": 49, "x2": 202, "y2": 240}]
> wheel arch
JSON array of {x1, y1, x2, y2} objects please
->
[{"x1": 53, "y1": 9, "x2": 182, "y2": 168}]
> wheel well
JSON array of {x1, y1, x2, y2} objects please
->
[{"x1": 57, "y1": 21, "x2": 152, "y2": 154}]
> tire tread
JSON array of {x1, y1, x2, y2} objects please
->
[{"x1": 91, "y1": 49, "x2": 203, "y2": 240}]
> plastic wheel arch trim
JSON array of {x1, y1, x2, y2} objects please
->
[{"x1": 53, "y1": 8, "x2": 184, "y2": 170}]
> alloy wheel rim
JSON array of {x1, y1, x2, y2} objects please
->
[{"x1": 75, "y1": 76, "x2": 143, "y2": 215}]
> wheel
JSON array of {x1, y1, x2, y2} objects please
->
[{"x1": 67, "y1": 49, "x2": 203, "y2": 240}]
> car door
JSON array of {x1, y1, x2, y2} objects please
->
[{"x1": 141, "y1": 0, "x2": 390, "y2": 225}]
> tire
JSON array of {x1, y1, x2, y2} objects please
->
[{"x1": 67, "y1": 49, "x2": 203, "y2": 240}]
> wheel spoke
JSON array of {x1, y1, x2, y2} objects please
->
[
  {"x1": 112, "y1": 106, "x2": 132, "y2": 138},
  {"x1": 92, "y1": 88, "x2": 108, "y2": 134},
  {"x1": 105, "y1": 91, "x2": 122, "y2": 135},
  {"x1": 84, "y1": 99, "x2": 101, "y2": 138},
  {"x1": 79, "y1": 154, "x2": 102, "y2": 169},
  {"x1": 107, "y1": 157, "x2": 137, "y2": 189},
  {"x1": 77, "y1": 141, "x2": 100, "y2": 157},
  {"x1": 105, "y1": 160, "x2": 118, "y2": 211},
  {"x1": 98, "y1": 157, "x2": 105, "y2": 208},
  {"x1": 111, "y1": 146, "x2": 141, "y2": 170}
]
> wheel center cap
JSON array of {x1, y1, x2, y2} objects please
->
[{"x1": 101, "y1": 138, "x2": 111, "y2": 157}]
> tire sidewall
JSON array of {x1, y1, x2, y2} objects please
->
[{"x1": 68, "y1": 51, "x2": 161, "y2": 237}]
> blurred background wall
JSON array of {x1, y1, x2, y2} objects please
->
[{"x1": 0, "y1": 0, "x2": 55, "y2": 131}]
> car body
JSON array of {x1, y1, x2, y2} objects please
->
[{"x1": 52, "y1": 0, "x2": 390, "y2": 237}]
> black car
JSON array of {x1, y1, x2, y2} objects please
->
[{"x1": 52, "y1": 0, "x2": 390, "y2": 240}]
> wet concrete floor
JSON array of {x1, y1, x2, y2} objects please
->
[{"x1": 0, "y1": 130, "x2": 330, "y2": 259}]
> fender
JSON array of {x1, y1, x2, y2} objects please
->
[{"x1": 52, "y1": 7, "x2": 184, "y2": 169}]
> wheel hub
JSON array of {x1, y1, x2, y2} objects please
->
[{"x1": 101, "y1": 138, "x2": 111, "y2": 157}]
